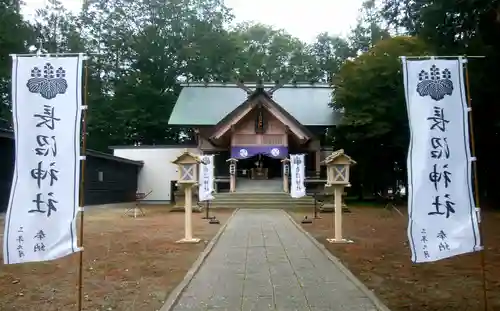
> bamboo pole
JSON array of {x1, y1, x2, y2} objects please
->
[
  {"x1": 463, "y1": 59, "x2": 489, "y2": 311},
  {"x1": 77, "y1": 57, "x2": 90, "y2": 311}
]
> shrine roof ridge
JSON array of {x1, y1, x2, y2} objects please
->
[{"x1": 179, "y1": 82, "x2": 332, "y2": 89}]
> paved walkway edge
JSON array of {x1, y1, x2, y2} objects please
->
[
  {"x1": 284, "y1": 211, "x2": 392, "y2": 311},
  {"x1": 160, "y1": 209, "x2": 240, "y2": 311}
]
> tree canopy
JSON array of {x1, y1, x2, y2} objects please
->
[
  {"x1": 1, "y1": 0, "x2": 499, "y2": 203},
  {"x1": 331, "y1": 36, "x2": 433, "y2": 196},
  {"x1": 331, "y1": 0, "x2": 500, "y2": 203}
]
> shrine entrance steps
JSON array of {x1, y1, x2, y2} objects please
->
[
  {"x1": 235, "y1": 178, "x2": 282, "y2": 193},
  {"x1": 211, "y1": 179, "x2": 315, "y2": 209},
  {"x1": 211, "y1": 192, "x2": 314, "y2": 209}
]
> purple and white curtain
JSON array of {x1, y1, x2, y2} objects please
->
[{"x1": 231, "y1": 145, "x2": 288, "y2": 159}]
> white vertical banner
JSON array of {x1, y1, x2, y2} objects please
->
[
  {"x1": 402, "y1": 57, "x2": 481, "y2": 263},
  {"x1": 290, "y1": 154, "x2": 306, "y2": 198},
  {"x1": 3, "y1": 56, "x2": 83, "y2": 264},
  {"x1": 198, "y1": 155, "x2": 214, "y2": 201}
]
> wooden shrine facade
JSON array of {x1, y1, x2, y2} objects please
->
[{"x1": 168, "y1": 81, "x2": 340, "y2": 192}]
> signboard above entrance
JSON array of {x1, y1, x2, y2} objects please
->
[
  {"x1": 231, "y1": 146, "x2": 288, "y2": 159},
  {"x1": 255, "y1": 107, "x2": 265, "y2": 133}
]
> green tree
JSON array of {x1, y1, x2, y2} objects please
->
[
  {"x1": 79, "y1": 0, "x2": 236, "y2": 150},
  {"x1": 331, "y1": 36, "x2": 433, "y2": 196},
  {"x1": 32, "y1": 0, "x2": 85, "y2": 54},
  {"x1": 349, "y1": 0, "x2": 390, "y2": 54},
  {"x1": 0, "y1": 0, "x2": 33, "y2": 122},
  {"x1": 311, "y1": 33, "x2": 354, "y2": 82},
  {"x1": 379, "y1": 0, "x2": 500, "y2": 202},
  {"x1": 231, "y1": 22, "x2": 320, "y2": 82}
]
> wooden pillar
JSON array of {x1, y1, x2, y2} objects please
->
[
  {"x1": 325, "y1": 185, "x2": 353, "y2": 244},
  {"x1": 176, "y1": 184, "x2": 200, "y2": 244},
  {"x1": 227, "y1": 158, "x2": 238, "y2": 193},
  {"x1": 184, "y1": 185, "x2": 193, "y2": 240},
  {"x1": 172, "y1": 150, "x2": 201, "y2": 244},
  {"x1": 230, "y1": 174, "x2": 235, "y2": 192},
  {"x1": 282, "y1": 158, "x2": 290, "y2": 193},
  {"x1": 283, "y1": 173, "x2": 289, "y2": 193},
  {"x1": 315, "y1": 150, "x2": 321, "y2": 178},
  {"x1": 334, "y1": 186, "x2": 343, "y2": 240},
  {"x1": 323, "y1": 149, "x2": 355, "y2": 244}
]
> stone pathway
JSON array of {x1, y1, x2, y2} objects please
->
[{"x1": 171, "y1": 209, "x2": 383, "y2": 311}]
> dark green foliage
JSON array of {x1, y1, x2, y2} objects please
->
[
  {"x1": 325, "y1": 0, "x2": 499, "y2": 203},
  {"x1": 1, "y1": 0, "x2": 498, "y2": 204}
]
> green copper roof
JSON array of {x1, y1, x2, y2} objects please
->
[{"x1": 168, "y1": 83, "x2": 339, "y2": 126}]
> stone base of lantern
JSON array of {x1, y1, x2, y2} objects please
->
[
  {"x1": 176, "y1": 238, "x2": 201, "y2": 244},
  {"x1": 319, "y1": 203, "x2": 350, "y2": 213},
  {"x1": 171, "y1": 204, "x2": 203, "y2": 213},
  {"x1": 326, "y1": 238, "x2": 354, "y2": 244},
  {"x1": 171, "y1": 191, "x2": 203, "y2": 213},
  {"x1": 319, "y1": 203, "x2": 334, "y2": 213}
]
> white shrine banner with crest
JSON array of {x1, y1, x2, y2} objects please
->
[
  {"x1": 402, "y1": 57, "x2": 481, "y2": 263},
  {"x1": 198, "y1": 155, "x2": 214, "y2": 201},
  {"x1": 290, "y1": 154, "x2": 306, "y2": 198},
  {"x1": 3, "y1": 56, "x2": 83, "y2": 264}
]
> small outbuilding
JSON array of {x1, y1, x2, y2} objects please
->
[{"x1": 0, "y1": 119, "x2": 144, "y2": 211}]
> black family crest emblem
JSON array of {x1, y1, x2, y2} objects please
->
[
  {"x1": 202, "y1": 156, "x2": 211, "y2": 165},
  {"x1": 416, "y1": 64, "x2": 453, "y2": 101},
  {"x1": 26, "y1": 63, "x2": 68, "y2": 100}
]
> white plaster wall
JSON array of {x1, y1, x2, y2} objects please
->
[{"x1": 113, "y1": 147, "x2": 201, "y2": 202}]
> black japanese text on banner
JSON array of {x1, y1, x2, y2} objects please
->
[
  {"x1": 3, "y1": 56, "x2": 83, "y2": 264},
  {"x1": 198, "y1": 155, "x2": 214, "y2": 201},
  {"x1": 402, "y1": 57, "x2": 481, "y2": 263},
  {"x1": 290, "y1": 154, "x2": 306, "y2": 199}
]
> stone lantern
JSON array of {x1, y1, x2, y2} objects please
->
[
  {"x1": 281, "y1": 158, "x2": 290, "y2": 193},
  {"x1": 172, "y1": 149, "x2": 201, "y2": 244},
  {"x1": 226, "y1": 158, "x2": 238, "y2": 192},
  {"x1": 321, "y1": 149, "x2": 356, "y2": 243}
]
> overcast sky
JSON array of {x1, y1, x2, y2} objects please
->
[{"x1": 22, "y1": 0, "x2": 363, "y2": 43}]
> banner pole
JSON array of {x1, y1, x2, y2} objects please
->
[
  {"x1": 77, "y1": 57, "x2": 89, "y2": 311},
  {"x1": 463, "y1": 59, "x2": 488, "y2": 311}
]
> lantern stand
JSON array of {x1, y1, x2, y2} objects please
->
[
  {"x1": 312, "y1": 190, "x2": 322, "y2": 219},
  {"x1": 281, "y1": 158, "x2": 290, "y2": 193},
  {"x1": 227, "y1": 158, "x2": 238, "y2": 193},
  {"x1": 301, "y1": 215, "x2": 313, "y2": 224},
  {"x1": 209, "y1": 211, "x2": 220, "y2": 224},
  {"x1": 321, "y1": 149, "x2": 356, "y2": 244},
  {"x1": 172, "y1": 149, "x2": 202, "y2": 244},
  {"x1": 201, "y1": 200, "x2": 213, "y2": 219},
  {"x1": 202, "y1": 199, "x2": 220, "y2": 224}
]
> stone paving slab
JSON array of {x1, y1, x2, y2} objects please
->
[{"x1": 170, "y1": 209, "x2": 386, "y2": 311}]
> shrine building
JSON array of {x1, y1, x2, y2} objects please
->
[{"x1": 167, "y1": 82, "x2": 340, "y2": 193}]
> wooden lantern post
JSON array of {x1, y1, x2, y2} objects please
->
[
  {"x1": 172, "y1": 149, "x2": 201, "y2": 244},
  {"x1": 227, "y1": 158, "x2": 238, "y2": 192},
  {"x1": 321, "y1": 149, "x2": 356, "y2": 244},
  {"x1": 281, "y1": 158, "x2": 290, "y2": 193}
]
